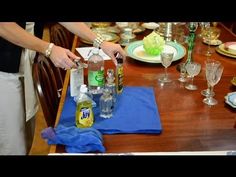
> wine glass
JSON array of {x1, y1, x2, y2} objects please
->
[
  {"x1": 185, "y1": 62, "x2": 201, "y2": 90},
  {"x1": 178, "y1": 62, "x2": 187, "y2": 82},
  {"x1": 201, "y1": 82, "x2": 215, "y2": 97},
  {"x1": 158, "y1": 52, "x2": 174, "y2": 83},
  {"x1": 198, "y1": 22, "x2": 210, "y2": 38},
  {"x1": 202, "y1": 26, "x2": 221, "y2": 57},
  {"x1": 203, "y1": 60, "x2": 224, "y2": 106},
  {"x1": 201, "y1": 59, "x2": 219, "y2": 97}
]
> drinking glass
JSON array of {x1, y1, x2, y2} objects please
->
[
  {"x1": 158, "y1": 52, "x2": 174, "y2": 83},
  {"x1": 203, "y1": 60, "x2": 224, "y2": 105},
  {"x1": 202, "y1": 26, "x2": 221, "y2": 57},
  {"x1": 185, "y1": 62, "x2": 201, "y2": 90},
  {"x1": 201, "y1": 59, "x2": 219, "y2": 97},
  {"x1": 178, "y1": 63, "x2": 187, "y2": 82},
  {"x1": 198, "y1": 22, "x2": 210, "y2": 38},
  {"x1": 201, "y1": 82, "x2": 215, "y2": 97}
]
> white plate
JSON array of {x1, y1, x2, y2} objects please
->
[
  {"x1": 225, "y1": 92, "x2": 236, "y2": 108},
  {"x1": 142, "y1": 22, "x2": 159, "y2": 30},
  {"x1": 125, "y1": 40, "x2": 186, "y2": 63},
  {"x1": 81, "y1": 32, "x2": 120, "y2": 44},
  {"x1": 203, "y1": 39, "x2": 222, "y2": 46},
  {"x1": 231, "y1": 76, "x2": 236, "y2": 86},
  {"x1": 224, "y1": 42, "x2": 236, "y2": 55}
]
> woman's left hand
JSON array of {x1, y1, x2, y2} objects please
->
[{"x1": 100, "y1": 41, "x2": 126, "y2": 65}]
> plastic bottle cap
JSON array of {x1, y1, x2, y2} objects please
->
[{"x1": 80, "y1": 84, "x2": 88, "y2": 93}]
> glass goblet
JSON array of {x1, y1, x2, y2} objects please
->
[
  {"x1": 185, "y1": 62, "x2": 201, "y2": 90},
  {"x1": 201, "y1": 82, "x2": 215, "y2": 97},
  {"x1": 178, "y1": 63, "x2": 187, "y2": 82},
  {"x1": 203, "y1": 60, "x2": 224, "y2": 106},
  {"x1": 158, "y1": 52, "x2": 174, "y2": 83},
  {"x1": 202, "y1": 26, "x2": 221, "y2": 57}
]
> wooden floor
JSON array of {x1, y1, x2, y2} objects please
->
[{"x1": 29, "y1": 26, "x2": 50, "y2": 155}]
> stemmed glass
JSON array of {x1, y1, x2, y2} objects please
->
[
  {"x1": 178, "y1": 63, "x2": 187, "y2": 82},
  {"x1": 201, "y1": 59, "x2": 218, "y2": 97},
  {"x1": 202, "y1": 26, "x2": 221, "y2": 57},
  {"x1": 185, "y1": 62, "x2": 201, "y2": 90},
  {"x1": 203, "y1": 60, "x2": 224, "y2": 106},
  {"x1": 198, "y1": 22, "x2": 210, "y2": 38},
  {"x1": 201, "y1": 82, "x2": 215, "y2": 97},
  {"x1": 158, "y1": 52, "x2": 174, "y2": 83}
]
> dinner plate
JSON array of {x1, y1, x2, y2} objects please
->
[
  {"x1": 225, "y1": 92, "x2": 236, "y2": 108},
  {"x1": 142, "y1": 22, "x2": 159, "y2": 30},
  {"x1": 133, "y1": 26, "x2": 146, "y2": 34},
  {"x1": 125, "y1": 40, "x2": 186, "y2": 63},
  {"x1": 81, "y1": 32, "x2": 120, "y2": 44},
  {"x1": 231, "y1": 76, "x2": 236, "y2": 86},
  {"x1": 224, "y1": 42, "x2": 236, "y2": 55},
  {"x1": 203, "y1": 39, "x2": 222, "y2": 46},
  {"x1": 216, "y1": 44, "x2": 236, "y2": 58},
  {"x1": 92, "y1": 27, "x2": 121, "y2": 34}
]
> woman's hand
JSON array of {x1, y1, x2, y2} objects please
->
[
  {"x1": 49, "y1": 45, "x2": 78, "y2": 69},
  {"x1": 100, "y1": 41, "x2": 126, "y2": 65}
]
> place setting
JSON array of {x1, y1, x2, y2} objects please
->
[{"x1": 216, "y1": 41, "x2": 236, "y2": 58}]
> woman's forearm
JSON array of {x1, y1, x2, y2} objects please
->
[
  {"x1": 59, "y1": 22, "x2": 97, "y2": 42},
  {"x1": 0, "y1": 22, "x2": 49, "y2": 54}
]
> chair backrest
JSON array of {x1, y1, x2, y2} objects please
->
[
  {"x1": 50, "y1": 23, "x2": 74, "y2": 50},
  {"x1": 49, "y1": 23, "x2": 75, "y2": 82},
  {"x1": 33, "y1": 53, "x2": 61, "y2": 127}
]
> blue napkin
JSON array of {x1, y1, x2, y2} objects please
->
[
  {"x1": 59, "y1": 86, "x2": 162, "y2": 134},
  {"x1": 41, "y1": 124, "x2": 105, "y2": 153}
]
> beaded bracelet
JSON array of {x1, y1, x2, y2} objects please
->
[
  {"x1": 45, "y1": 43, "x2": 54, "y2": 58},
  {"x1": 93, "y1": 34, "x2": 105, "y2": 48}
]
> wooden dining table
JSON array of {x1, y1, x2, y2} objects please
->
[{"x1": 49, "y1": 23, "x2": 236, "y2": 154}]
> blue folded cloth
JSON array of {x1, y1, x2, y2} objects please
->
[
  {"x1": 59, "y1": 86, "x2": 162, "y2": 134},
  {"x1": 41, "y1": 124, "x2": 105, "y2": 153}
]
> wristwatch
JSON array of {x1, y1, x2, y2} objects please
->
[{"x1": 45, "y1": 43, "x2": 54, "y2": 58}]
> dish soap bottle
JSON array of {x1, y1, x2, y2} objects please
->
[{"x1": 75, "y1": 84, "x2": 94, "y2": 128}]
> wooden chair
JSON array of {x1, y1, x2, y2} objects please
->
[
  {"x1": 221, "y1": 22, "x2": 236, "y2": 34},
  {"x1": 33, "y1": 53, "x2": 61, "y2": 127},
  {"x1": 50, "y1": 23, "x2": 75, "y2": 50},
  {"x1": 50, "y1": 23, "x2": 75, "y2": 81}
]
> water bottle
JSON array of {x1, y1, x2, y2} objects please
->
[
  {"x1": 88, "y1": 48, "x2": 105, "y2": 95},
  {"x1": 99, "y1": 88, "x2": 113, "y2": 118},
  {"x1": 105, "y1": 69, "x2": 116, "y2": 106}
]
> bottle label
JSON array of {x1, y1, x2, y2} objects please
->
[
  {"x1": 76, "y1": 104, "x2": 94, "y2": 128},
  {"x1": 70, "y1": 68, "x2": 84, "y2": 97},
  {"x1": 88, "y1": 70, "x2": 104, "y2": 86},
  {"x1": 116, "y1": 65, "x2": 123, "y2": 94}
]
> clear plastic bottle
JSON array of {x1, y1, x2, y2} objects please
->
[
  {"x1": 99, "y1": 88, "x2": 113, "y2": 118},
  {"x1": 70, "y1": 65, "x2": 84, "y2": 97},
  {"x1": 88, "y1": 48, "x2": 105, "y2": 95},
  {"x1": 75, "y1": 84, "x2": 94, "y2": 128},
  {"x1": 105, "y1": 69, "x2": 116, "y2": 106}
]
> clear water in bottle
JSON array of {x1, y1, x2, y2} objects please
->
[
  {"x1": 88, "y1": 48, "x2": 105, "y2": 95},
  {"x1": 99, "y1": 88, "x2": 113, "y2": 118}
]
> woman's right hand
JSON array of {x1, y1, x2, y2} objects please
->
[{"x1": 49, "y1": 45, "x2": 78, "y2": 70}]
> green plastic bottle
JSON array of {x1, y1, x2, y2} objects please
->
[{"x1": 75, "y1": 85, "x2": 94, "y2": 128}]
